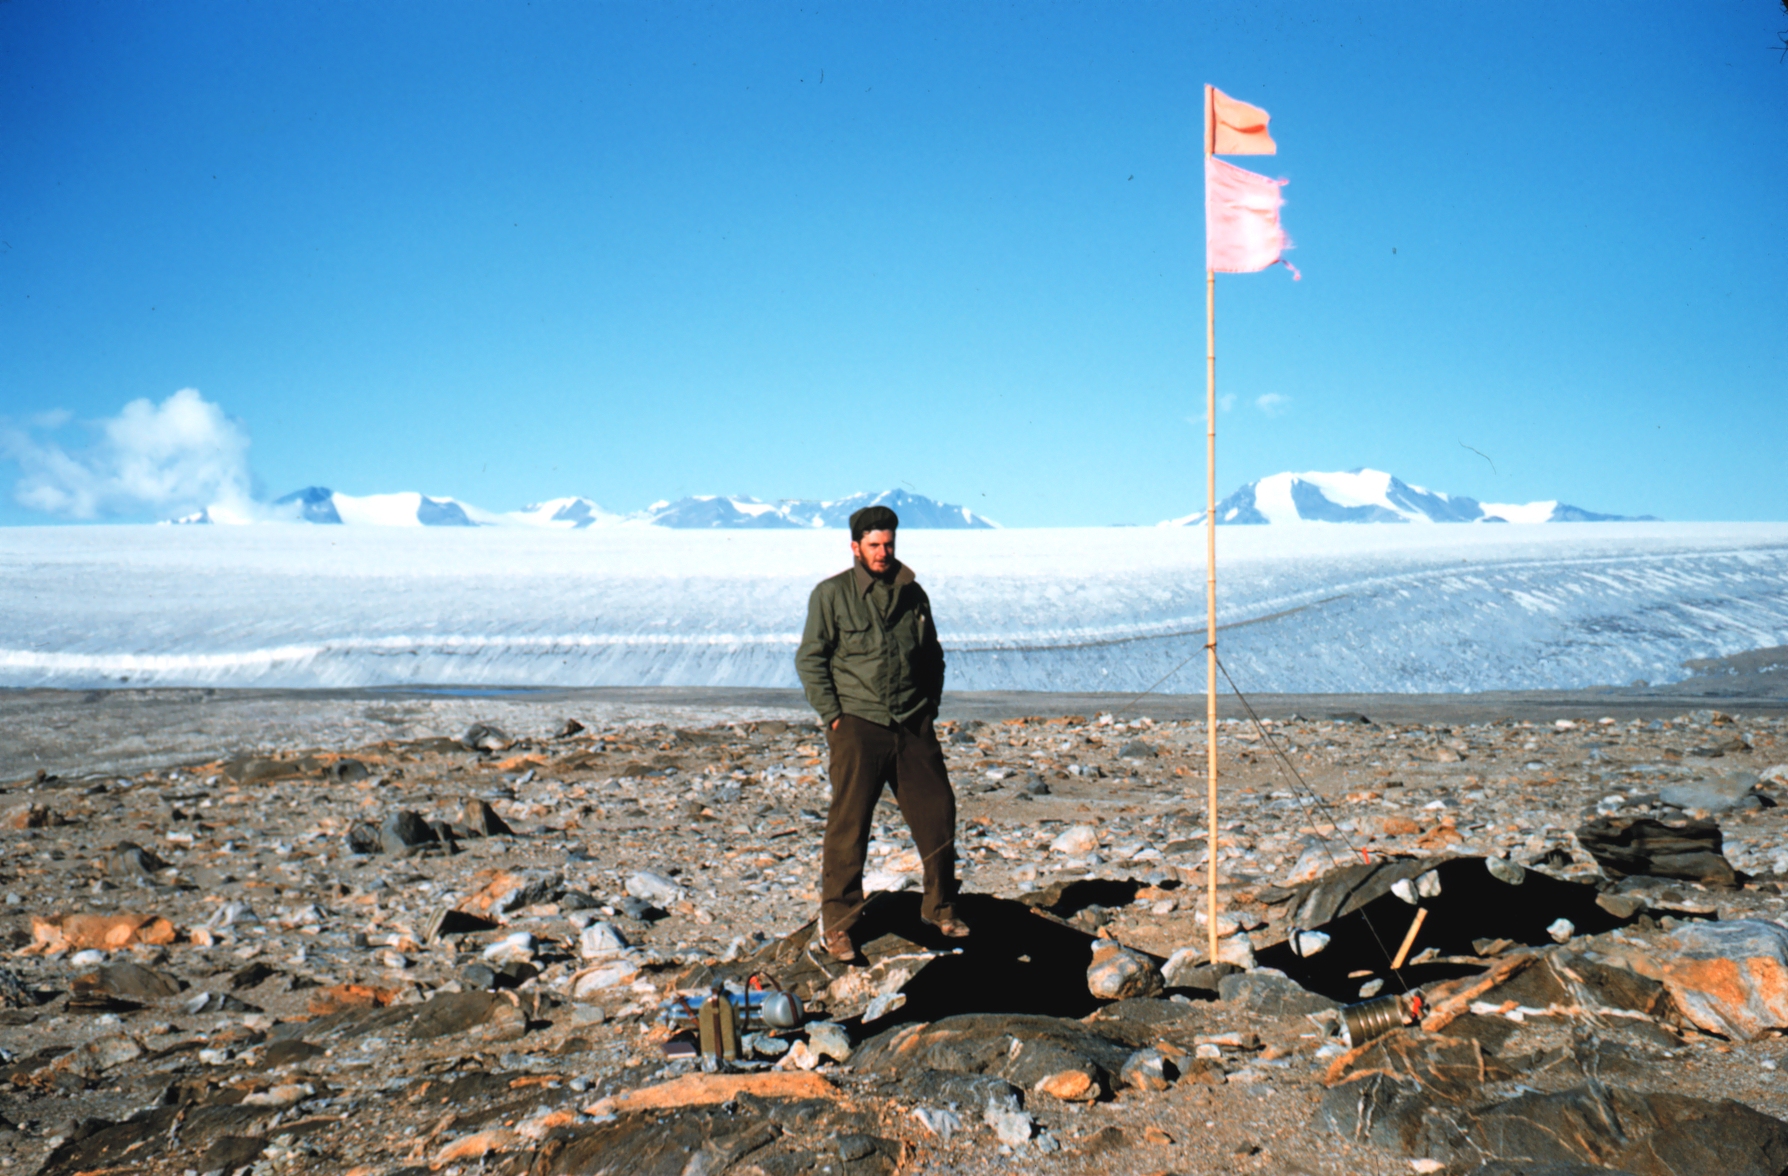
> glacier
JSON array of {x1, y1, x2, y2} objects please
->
[{"x1": 4, "y1": 523, "x2": 1787, "y2": 695}]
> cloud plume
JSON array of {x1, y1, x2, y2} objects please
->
[{"x1": 3, "y1": 389, "x2": 254, "y2": 521}]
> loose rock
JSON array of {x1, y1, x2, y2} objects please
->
[
  {"x1": 1574, "y1": 815, "x2": 1737, "y2": 887},
  {"x1": 1086, "y1": 945, "x2": 1163, "y2": 1000},
  {"x1": 379, "y1": 809, "x2": 438, "y2": 856}
]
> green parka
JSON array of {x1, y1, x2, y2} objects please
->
[{"x1": 795, "y1": 561, "x2": 945, "y2": 727}]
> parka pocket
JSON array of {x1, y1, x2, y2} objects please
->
[{"x1": 838, "y1": 624, "x2": 877, "y2": 656}]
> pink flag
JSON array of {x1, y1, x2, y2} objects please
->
[{"x1": 1205, "y1": 157, "x2": 1298, "y2": 277}]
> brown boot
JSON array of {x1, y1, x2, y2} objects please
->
[
  {"x1": 815, "y1": 926, "x2": 858, "y2": 962},
  {"x1": 923, "y1": 914, "x2": 970, "y2": 939}
]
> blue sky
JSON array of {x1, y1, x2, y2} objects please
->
[{"x1": 2, "y1": 1, "x2": 1785, "y2": 527}]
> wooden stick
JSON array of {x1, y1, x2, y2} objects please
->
[
  {"x1": 1389, "y1": 906, "x2": 1429, "y2": 971},
  {"x1": 1203, "y1": 82, "x2": 1220, "y2": 966},
  {"x1": 1419, "y1": 953, "x2": 1536, "y2": 1034}
]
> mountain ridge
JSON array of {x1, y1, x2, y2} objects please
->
[
  {"x1": 174, "y1": 487, "x2": 998, "y2": 529},
  {"x1": 1162, "y1": 468, "x2": 1656, "y2": 526},
  {"x1": 168, "y1": 469, "x2": 1651, "y2": 528}
]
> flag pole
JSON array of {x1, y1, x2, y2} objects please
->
[{"x1": 1203, "y1": 83, "x2": 1220, "y2": 966}]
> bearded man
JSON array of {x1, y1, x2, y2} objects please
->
[{"x1": 794, "y1": 505, "x2": 967, "y2": 961}]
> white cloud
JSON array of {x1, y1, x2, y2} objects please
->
[
  {"x1": 3, "y1": 389, "x2": 255, "y2": 521},
  {"x1": 1255, "y1": 393, "x2": 1291, "y2": 416},
  {"x1": 1219, "y1": 393, "x2": 1236, "y2": 412}
]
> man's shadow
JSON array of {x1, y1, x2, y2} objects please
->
[{"x1": 840, "y1": 882, "x2": 1147, "y2": 1028}]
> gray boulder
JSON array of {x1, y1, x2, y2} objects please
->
[
  {"x1": 1219, "y1": 970, "x2": 1337, "y2": 1016},
  {"x1": 1659, "y1": 772, "x2": 1760, "y2": 814},
  {"x1": 380, "y1": 810, "x2": 439, "y2": 856}
]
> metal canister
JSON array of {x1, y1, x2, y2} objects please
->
[
  {"x1": 1339, "y1": 994, "x2": 1406, "y2": 1048},
  {"x1": 697, "y1": 989, "x2": 741, "y2": 1062},
  {"x1": 759, "y1": 990, "x2": 804, "y2": 1030}
]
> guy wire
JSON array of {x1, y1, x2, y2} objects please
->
[
  {"x1": 1211, "y1": 650, "x2": 1409, "y2": 990},
  {"x1": 1111, "y1": 647, "x2": 1206, "y2": 719},
  {"x1": 1096, "y1": 638, "x2": 1414, "y2": 989}
]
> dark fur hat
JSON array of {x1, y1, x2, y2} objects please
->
[{"x1": 849, "y1": 505, "x2": 899, "y2": 541}]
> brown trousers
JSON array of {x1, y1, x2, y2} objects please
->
[{"x1": 821, "y1": 713, "x2": 958, "y2": 936}]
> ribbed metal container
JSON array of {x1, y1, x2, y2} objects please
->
[{"x1": 1340, "y1": 994, "x2": 1406, "y2": 1048}]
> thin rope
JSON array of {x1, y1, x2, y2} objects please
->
[
  {"x1": 1110, "y1": 646, "x2": 1207, "y2": 718},
  {"x1": 1210, "y1": 649, "x2": 1410, "y2": 991},
  {"x1": 1089, "y1": 636, "x2": 1415, "y2": 993}
]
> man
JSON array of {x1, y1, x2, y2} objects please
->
[{"x1": 795, "y1": 505, "x2": 967, "y2": 961}]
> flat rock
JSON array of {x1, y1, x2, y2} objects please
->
[
  {"x1": 456, "y1": 868, "x2": 563, "y2": 917},
  {"x1": 1462, "y1": 1084, "x2": 1788, "y2": 1176},
  {"x1": 407, "y1": 990, "x2": 530, "y2": 1041},
  {"x1": 222, "y1": 756, "x2": 319, "y2": 784},
  {"x1": 1659, "y1": 771, "x2": 1760, "y2": 814},
  {"x1": 891, "y1": 1067, "x2": 1023, "y2": 1112},
  {"x1": 538, "y1": 1095, "x2": 866, "y2": 1176},
  {"x1": 1286, "y1": 858, "x2": 1436, "y2": 929},
  {"x1": 853, "y1": 1013, "x2": 1133, "y2": 1101},
  {"x1": 30, "y1": 914, "x2": 176, "y2": 954},
  {"x1": 1322, "y1": 1032, "x2": 1523, "y2": 1155},
  {"x1": 626, "y1": 870, "x2": 685, "y2": 906},
  {"x1": 1161, "y1": 951, "x2": 1240, "y2": 993},
  {"x1": 1661, "y1": 920, "x2": 1788, "y2": 1040},
  {"x1": 1220, "y1": 970, "x2": 1337, "y2": 1016},
  {"x1": 584, "y1": 1071, "x2": 839, "y2": 1116},
  {"x1": 70, "y1": 963, "x2": 181, "y2": 1001},
  {"x1": 1574, "y1": 816, "x2": 1736, "y2": 887}
]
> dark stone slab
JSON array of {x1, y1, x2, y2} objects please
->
[{"x1": 1575, "y1": 816, "x2": 1737, "y2": 888}]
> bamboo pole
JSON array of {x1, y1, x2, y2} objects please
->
[
  {"x1": 1390, "y1": 907, "x2": 1430, "y2": 972},
  {"x1": 1203, "y1": 83, "x2": 1220, "y2": 966}
]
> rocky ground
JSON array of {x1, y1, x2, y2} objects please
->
[{"x1": 4, "y1": 692, "x2": 1788, "y2": 1175}]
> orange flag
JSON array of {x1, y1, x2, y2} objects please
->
[{"x1": 1210, "y1": 87, "x2": 1276, "y2": 156}]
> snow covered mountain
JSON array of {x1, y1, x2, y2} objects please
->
[
  {"x1": 264, "y1": 488, "x2": 480, "y2": 527},
  {"x1": 173, "y1": 487, "x2": 995, "y2": 529},
  {"x1": 502, "y1": 497, "x2": 619, "y2": 529},
  {"x1": 645, "y1": 489, "x2": 995, "y2": 530},
  {"x1": 1164, "y1": 469, "x2": 1654, "y2": 526}
]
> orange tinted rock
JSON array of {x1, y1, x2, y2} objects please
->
[
  {"x1": 430, "y1": 1129, "x2": 523, "y2": 1169},
  {"x1": 28, "y1": 913, "x2": 176, "y2": 954},
  {"x1": 1661, "y1": 920, "x2": 1788, "y2": 1040},
  {"x1": 582, "y1": 1071, "x2": 839, "y2": 1117},
  {"x1": 307, "y1": 983, "x2": 401, "y2": 1016},
  {"x1": 454, "y1": 868, "x2": 561, "y2": 918},
  {"x1": 518, "y1": 1109, "x2": 579, "y2": 1140},
  {"x1": 5, "y1": 804, "x2": 61, "y2": 830},
  {"x1": 1379, "y1": 816, "x2": 1422, "y2": 837},
  {"x1": 1035, "y1": 1069, "x2": 1099, "y2": 1101},
  {"x1": 1416, "y1": 819, "x2": 1463, "y2": 850}
]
